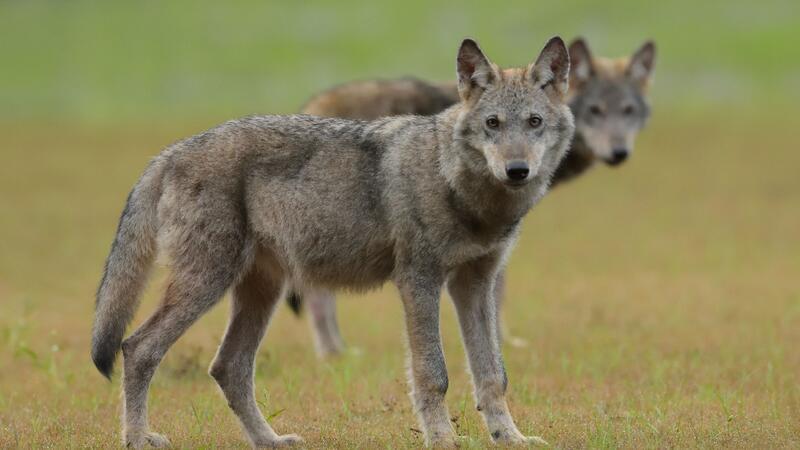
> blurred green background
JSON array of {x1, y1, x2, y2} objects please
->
[{"x1": 1, "y1": 0, "x2": 798, "y2": 123}]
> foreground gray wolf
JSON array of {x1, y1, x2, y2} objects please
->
[
  {"x1": 294, "y1": 38, "x2": 657, "y2": 356},
  {"x1": 91, "y1": 37, "x2": 574, "y2": 448}
]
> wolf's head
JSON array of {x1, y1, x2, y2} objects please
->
[
  {"x1": 567, "y1": 38, "x2": 656, "y2": 166},
  {"x1": 453, "y1": 37, "x2": 574, "y2": 189}
]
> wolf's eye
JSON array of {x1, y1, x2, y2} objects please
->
[
  {"x1": 622, "y1": 105, "x2": 636, "y2": 116},
  {"x1": 589, "y1": 105, "x2": 604, "y2": 116},
  {"x1": 485, "y1": 116, "x2": 500, "y2": 129},
  {"x1": 528, "y1": 115, "x2": 543, "y2": 128}
]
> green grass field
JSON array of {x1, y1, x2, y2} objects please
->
[{"x1": 1, "y1": 1, "x2": 799, "y2": 448}]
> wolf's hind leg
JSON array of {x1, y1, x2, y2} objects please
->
[
  {"x1": 209, "y1": 261, "x2": 302, "y2": 448},
  {"x1": 448, "y1": 257, "x2": 547, "y2": 447},
  {"x1": 494, "y1": 270, "x2": 529, "y2": 348},
  {"x1": 120, "y1": 258, "x2": 243, "y2": 449},
  {"x1": 305, "y1": 289, "x2": 346, "y2": 358}
]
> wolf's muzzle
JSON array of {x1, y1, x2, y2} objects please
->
[
  {"x1": 505, "y1": 160, "x2": 530, "y2": 181},
  {"x1": 607, "y1": 148, "x2": 629, "y2": 166}
]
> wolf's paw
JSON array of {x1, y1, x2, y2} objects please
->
[
  {"x1": 254, "y1": 433, "x2": 303, "y2": 448},
  {"x1": 519, "y1": 435, "x2": 548, "y2": 446},
  {"x1": 505, "y1": 335, "x2": 530, "y2": 349},
  {"x1": 346, "y1": 345, "x2": 364, "y2": 356},
  {"x1": 144, "y1": 432, "x2": 171, "y2": 448},
  {"x1": 125, "y1": 431, "x2": 170, "y2": 449},
  {"x1": 425, "y1": 430, "x2": 459, "y2": 448},
  {"x1": 454, "y1": 435, "x2": 480, "y2": 447},
  {"x1": 490, "y1": 429, "x2": 548, "y2": 446}
]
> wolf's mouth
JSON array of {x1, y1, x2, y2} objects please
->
[
  {"x1": 504, "y1": 179, "x2": 531, "y2": 189},
  {"x1": 604, "y1": 156, "x2": 628, "y2": 167}
]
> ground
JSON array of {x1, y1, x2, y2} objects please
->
[{"x1": 0, "y1": 109, "x2": 798, "y2": 448}]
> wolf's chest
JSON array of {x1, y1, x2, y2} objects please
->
[{"x1": 436, "y1": 224, "x2": 516, "y2": 271}]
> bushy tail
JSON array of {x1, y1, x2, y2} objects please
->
[{"x1": 91, "y1": 162, "x2": 163, "y2": 379}]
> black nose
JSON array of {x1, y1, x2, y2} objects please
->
[
  {"x1": 609, "y1": 148, "x2": 629, "y2": 165},
  {"x1": 505, "y1": 161, "x2": 530, "y2": 181}
]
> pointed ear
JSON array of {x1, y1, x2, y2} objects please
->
[
  {"x1": 568, "y1": 37, "x2": 594, "y2": 86},
  {"x1": 456, "y1": 38, "x2": 496, "y2": 101},
  {"x1": 627, "y1": 40, "x2": 656, "y2": 89},
  {"x1": 528, "y1": 36, "x2": 570, "y2": 99}
]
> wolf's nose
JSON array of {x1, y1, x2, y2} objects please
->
[
  {"x1": 609, "y1": 148, "x2": 629, "y2": 165},
  {"x1": 505, "y1": 161, "x2": 530, "y2": 181}
]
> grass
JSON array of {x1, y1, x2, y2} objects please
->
[
  {"x1": 1, "y1": 110, "x2": 798, "y2": 448},
  {"x1": 1, "y1": 0, "x2": 799, "y2": 448}
]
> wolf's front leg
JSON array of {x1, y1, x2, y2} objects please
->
[
  {"x1": 448, "y1": 256, "x2": 547, "y2": 447},
  {"x1": 396, "y1": 269, "x2": 456, "y2": 447}
]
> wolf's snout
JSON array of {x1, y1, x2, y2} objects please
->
[
  {"x1": 505, "y1": 161, "x2": 530, "y2": 181},
  {"x1": 608, "y1": 148, "x2": 629, "y2": 166}
]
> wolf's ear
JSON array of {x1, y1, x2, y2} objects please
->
[
  {"x1": 568, "y1": 38, "x2": 594, "y2": 86},
  {"x1": 528, "y1": 36, "x2": 570, "y2": 99},
  {"x1": 457, "y1": 38, "x2": 496, "y2": 101},
  {"x1": 627, "y1": 40, "x2": 656, "y2": 89}
]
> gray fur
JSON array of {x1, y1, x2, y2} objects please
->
[
  {"x1": 293, "y1": 37, "x2": 656, "y2": 356},
  {"x1": 565, "y1": 38, "x2": 655, "y2": 166},
  {"x1": 92, "y1": 161, "x2": 164, "y2": 378},
  {"x1": 302, "y1": 77, "x2": 460, "y2": 120},
  {"x1": 92, "y1": 37, "x2": 573, "y2": 448}
]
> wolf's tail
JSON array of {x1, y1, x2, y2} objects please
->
[
  {"x1": 91, "y1": 161, "x2": 164, "y2": 379},
  {"x1": 286, "y1": 291, "x2": 303, "y2": 316}
]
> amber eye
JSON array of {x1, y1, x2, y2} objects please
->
[
  {"x1": 528, "y1": 115, "x2": 543, "y2": 128},
  {"x1": 486, "y1": 116, "x2": 500, "y2": 128}
]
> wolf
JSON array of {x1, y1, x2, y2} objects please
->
[
  {"x1": 91, "y1": 37, "x2": 574, "y2": 448},
  {"x1": 302, "y1": 77, "x2": 459, "y2": 120},
  {"x1": 293, "y1": 38, "x2": 656, "y2": 357}
]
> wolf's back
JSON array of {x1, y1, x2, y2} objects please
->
[
  {"x1": 301, "y1": 78, "x2": 459, "y2": 120},
  {"x1": 91, "y1": 159, "x2": 165, "y2": 378}
]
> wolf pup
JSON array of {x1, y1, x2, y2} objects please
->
[
  {"x1": 294, "y1": 38, "x2": 656, "y2": 356},
  {"x1": 91, "y1": 37, "x2": 574, "y2": 448}
]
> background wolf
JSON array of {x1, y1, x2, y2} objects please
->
[
  {"x1": 294, "y1": 38, "x2": 656, "y2": 357},
  {"x1": 91, "y1": 37, "x2": 574, "y2": 448}
]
